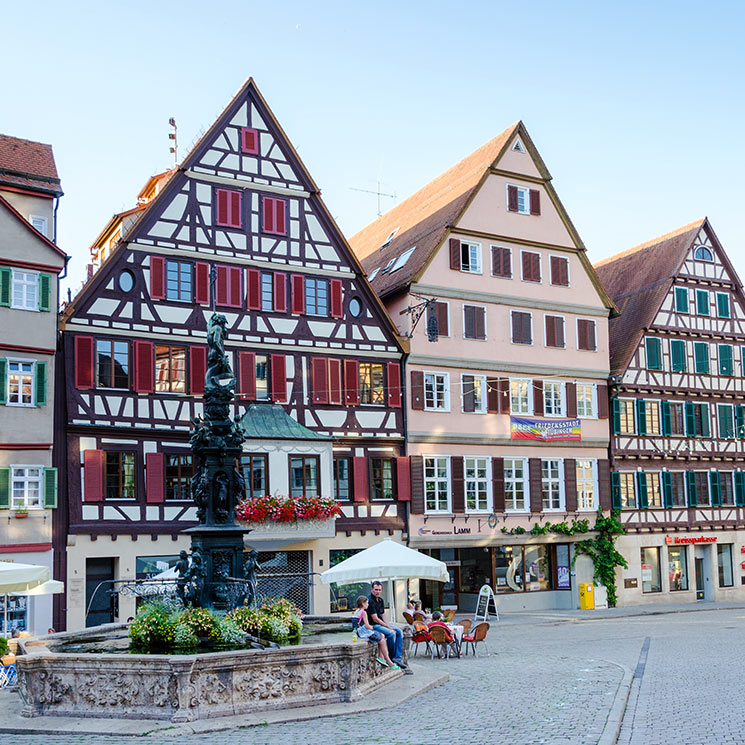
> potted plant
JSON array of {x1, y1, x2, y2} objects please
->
[{"x1": 13, "y1": 508, "x2": 28, "y2": 519}]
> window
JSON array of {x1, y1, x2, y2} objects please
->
[
  {"x1": 494, "y1": 545, "x2": 561, "y2": 594},
  {"x1": 216, "y1": 188, "x2": 242, "y2": 228},
  {"x1": 391, "y1": 246, "x2": 416, "y2": 273},
  {"x1": 716, "y1": 292, "x2": 731, "y2": 318},
  {"x1": 11, "y1": 466, "x2": 42, "y2": 509},
  {"x1": 641, "y1": 547, "x2": 662, "y2": 593},
  {"x1": 348, "y1": 297, "x2": 362, "y2": 318},
  {"x1": 105, "y1": 451, "x2": 136, "y2": 500},
  {"x1": 463, "y1": 305, "x2": 486, "y2": 339},
  {"x1": 368, "y1": 268, "x2": 380, "y2": 282},
  {"x1": 718, "y1": 404, "x2": 735, "y2": 439},
  {"x1": 618, "y1": 399, "x2": 635, "y2": 434},
  {"x1": 718, "y1": 545, "x2": 734, "y2": 587},
  {"x1": 550, "y1": 256, "x2": 569, "y2": 286},
  {"x1": 155, "y1": 345, "x2": 186, "y2": 393},
  {"x1": 491, "y1": 246, "x2": 512, "y2": 278},
  {"x1": 693, "y1": 342, "x2": 709, "y2": 374},
  {"x1": 424, "y1": 372, "x2": 449, "y2": 411},
  {"x1": 359, "y1": 362, "x2": 384, "y2": 405},
  {"x1": 669, "y1": 471, "x2": 686, "y2": 506},
  {"x1": 668, "y1": 546, "x2": 688, "y2": 591},
  {"x1": 544, "y1": 315, "x2": 565, "y2": 348},
  {"x1": 644, "y1": 472, "x2": 662, "y2": 507},
  {"x1": 289, "y1": 455, "x2": 318, "y2": 497},
  {"x1": 694, "y1": 246, "x2": 713, "y2": 261},
  {"x1": 644, "y1": 400, "x2": 661, "y2": 435},
  {"x1": 670, "y1": 340, "x2": 687, "y2": 372},
  {"x1": 507, "y1": 185, "x2": 539, "y2": 215},
  {"x1": 541, "y1": 459, "x2": 563, "y2": 510},
  {"x1": 165, "y1": 260, "x2": 192, "y2": 302},
  {"x1": 511, "y1": 310, "x2": 532, "y2": 345},
  {"x1": 305, "y1": 277, "x2": 329, "y2": 316},
  {"x1": 720, "y1": 471, "x2": 735, "y2": 505},
  {"x1": 543, "y1": 381, "x2": 564, "y2": 416},
  {"x1": 240, "y1": 127, "x2": 259, "y2": 154},
  {"x1": 667, "y1": 402, "x2": 685, "y2": 435},
  {"x1": 460, "y1": 242, "x2": 482, "y2": 273},
  {"x1": 504, "y1": 459, "x2": 528, "y2": 511},
  {"x1": 576, "y1": 460, "x2": 597, "y2": 510},
  {"x1": 461, "y1": 374, "x2": 486, "y2": 413},
  {"x1": 262, "y1": 196, "x2": 287, "y2": 235},
  {"x1": 118, "y1": 270, "x2": 134, "y2": 292},
  {"x1": 426, "y1": 301, "x2": 449, "y2": 337},
  {"x1": 686, "y1": 402, "x2": 711, "y2": 437},
  {"x1": 254, "y1": 354, "x2": 269, "y2": 400},
  {"x1": 370, "y1": 458, "x2": 395, "y2": 500},
  {"x1": 11, "y1": 270, "x2": 38, "y2": 310},
  {"x1": 261, "y1": 272, "x2": 273, "y2": 311},
  {"x1": 521, "y1": 251, "x2": 541, "y2": 282},
  {"x1": 333, "y1": 457, "x2": 351, "y2": 501},
  {"x1": 96, "y1": 340, "x2": 129, "y2": 389},
  {"x1": 165, "y1": 454, "x2": 193, "y2": 500},
  {"x1": 510, "y1": 378, "x2": 532, "y2": 415},
  {"x1": 693, "y1": 471, "x2": 710, "y2": 505},
  {"x1": 719, "y1": 344, "x2": 733, "y2": 376},
  {"x1": 576, "y1": 383, "x2": 596, "y2": 418},
  {"x1": 674, "y1": 286, "x2": 689, "y2": 313},
  {"x1": 29, "y1": 215, "x2": 48, "y2": 236},
  {"x1": 240, "y1": 454, "x2": 268, "y2": 498},
  {"x1": 619, "y1": 473, "x2": 636, "y2": 508},
  {"x1": 646, "y1": 337, "x2": 662, "y2": 370},
  {"x1": 696, "y1": 289, "x2": 710, "y2": 315},
  {"x1": 424, "y1": 457, "x2": 450, "y2": 512},
  {"x1": 465, "y1": 457, "x2": 490, "y2": 512},
  {"x1": 7, "y1": 361, "x2": 34, "y2": 405},
  {"x1": 577, "y1": 319, "x2": 597, "y2": 351}
]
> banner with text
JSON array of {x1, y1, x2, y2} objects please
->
[{"x1": 510, "y1": 416, "x2": 581, "y2": 441}]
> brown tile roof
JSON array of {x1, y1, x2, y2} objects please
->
[
  {"x1": 0, "y1": 135, "x2": 63, "y2": 195},
  {"x1": 594, "y1": 219, "x2": 706, "y2": 373},
  {"x1": 350, "y1": 123, "x2": 521, "y2": 297}
]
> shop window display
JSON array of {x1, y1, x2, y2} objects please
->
[
  {"x1": 667, "y1": 546, "x2": 688, "y2": 591},
  {"x1": 641, "y1": 547, "x2": 662, "y2": 593}
]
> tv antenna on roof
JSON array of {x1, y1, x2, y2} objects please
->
[
  {"x1": 350, "y1": 181, "x2": 397, "y2": 217},
  {"x1": 168, "y1": 118, "x2": 178, "y2": 167}
]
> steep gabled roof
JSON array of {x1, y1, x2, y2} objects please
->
[
  {"x1": 594, "y1": 219, "x2": 706, "y2": 374},
  {"x1": 0, "y1": 194, "x2": 67, "y2": 260},
  {"x1": 0, "y1": 134, "x2": 63, "y2": 196}
]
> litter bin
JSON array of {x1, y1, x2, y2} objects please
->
[{"x1": 579, "y1": 583, "x2": 595, "y2": 610}]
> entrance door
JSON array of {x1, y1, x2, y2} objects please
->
[
  {"x1": 695, "y1": 556, "x2": 705, "y2": 601},
  {"x1": 85, "y1": 557, "x2": 116, "y2": 627}
]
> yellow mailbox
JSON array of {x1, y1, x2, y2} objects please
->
[{"x1": 579, "y1": 583, "x2": 595, "y2": 610}]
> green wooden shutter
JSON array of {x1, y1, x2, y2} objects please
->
[
  {"x1": 636, "y1": 399, "x2": 647, "y2": 435},
  {"x1": 0, "y1": 358, "x2": 6, "y2": 404},
  {"x1": 646, "y1": 338, "x2": 661, "y2": 370},
  {"x1": 671, "y1": 340, "x2": 687, "y2": 372},
  {"x1": 611, "y1": 398, "x2": 621, "y2": 434},
  {"x1": 710, "y1": 471, "x2": 721, "y2": 507},
  {"x1": 662, "y1": 471, "x2": 673, "y2": 508},
  {"x1": 696, "y1": 289, "x2": 710, "y2": 315},
  {"x1": 717, "y1": 293, "x2": 730, "y2": 318},
  {"x1": 675, "y1": 286, "x2": 689, "y2": 313},
  {"x1": 686, "y1": 471, "x2": 697, "y2": 507},
  {"x1": 0, "y1": 268, "x2": 10, "y2": 308},
  {"x1": 636, "y1": 471, "x2": 648, "y2": 509},
  {"x1": 694, "y1": 342, "x2": 709, "y2": 374},
  {"x1": 719, "y1": 344, "x2": 733, "y2": 376},
  {"x1": 736, "y1": 405, "x2": 744, "y2": 439},
  {"x1": 661, "y1": 401, "x2": 672, "y2": 436},
  {"x1": 38, "y1": 273, "x2": 52, "y2": 312},
  {"x1": 611, "y1": 472, "x2": 621, "y2": 510},
  {"x1": 0, "y1": 468, "x2": 9, "y2": 509},
  {"x1": 685, "y1": 401, "x2": 696, "y2": 436},
  {"x1": 735, "y1": 472, "x2": 745, "y2": 506},
  {"x1": 34, "y1": 361, "x2": 47, "y2": 406},
  {"x1": 700, "y1": 403, "x2": 711, "y2": 438},
  {"x1": 43, "y1": 467, "x2": 58, "y2": 509}
]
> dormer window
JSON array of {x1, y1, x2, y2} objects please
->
[
  {"x1": 694, "y1": 245, "x2": 713, "y2": 261},
  {"x1": 507, "y1": 185, "x2": 540, "y2": 215}
]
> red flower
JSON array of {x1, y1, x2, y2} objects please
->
[{"x1": 235, "y1": 494, "x2": 342, "y2": 524}]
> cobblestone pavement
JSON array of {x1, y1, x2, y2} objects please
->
[{"x1": 6, "y1": 607, "x2": 745, "y2": 745}]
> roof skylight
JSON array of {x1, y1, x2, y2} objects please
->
[
  {"x1": 368, "y1": 268, "x2": 380, "y2": 281},
  {"x1": 390, "y1": 246, "x2": 416, "y2": 273}
]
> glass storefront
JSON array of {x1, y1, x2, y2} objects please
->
[
  {"x1": 641, "y1": 547, "x2": 662, "y2": 593},
  {"x1": 667, "y1": 546, "x2": 688, "y2": 591},
  {"x1": 717, "y1": 544, "x2": 734, "y2": 587}
]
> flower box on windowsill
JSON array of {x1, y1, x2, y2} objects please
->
[
  {"x1": 13, "y1": 511, "x2": 29, "y2": 519},
  {"x1": 237, "y1": 517, "x2": 337, "y2": 542}
]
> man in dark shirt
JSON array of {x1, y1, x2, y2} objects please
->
[{"x1": 368, "y1": 581, "x2": 406, "y2": 667}]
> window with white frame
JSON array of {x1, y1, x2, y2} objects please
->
[
  {"x1": 424, "y1": 457, "x2": 450, "y2": 512},
  {"x1": 541, "y1": 459, "x2": 563, "y2": 510},
  {"x1": 619, "y1": 472, "x2": 636, "y2": 508},
  {"x1": 576, "y1": 460, "x2": 597, "y2": 510},
  {"x1": 645, "y1": 472, "x2": 662, "y2": 507},
  {"x1": 509, "y1": 185, "x2": 532, "y2": 215},
  {"x1": 720, "y1": 471, "x2": 735, "y2": 505},
  {"x1": 510, "y1": 378, "x2": 532, "y2": 415},
  {"x1": 29, "y1": 215, "x2": 48, "y2": 236},
  {"x1": 12, "y1": 270, "x2": 39, "y2": 310},
  {"x1": 644, "y1": 400, "x2": 661, "y2": 435},
  {"x1": 618, "y1": 399, "x2": 635, "y2": 434},
  {"x1": 460, "y1": 242, "x2": 482, "y2": 273},
  {"x1": 465, "y1": 457, "x2": 490, "y2": 511},
  {"x1": 7, "y1": 360, "x2": 34, "y2": 405},
  {"x1": 576, "y1": 383, "x2": 596, "y2": 418},
  {"x1": 11, "y1": 466, "x2": 42, "y2": 509},
  {"x1": 424, "y1": 372, "x2": 449, "y2": 411},
  {"x1": 504, "y1": 458, "x2": 528, "y2": 511},
  {"x1": 543, "y1": 381, "x2": 564, "y2": 417},
  {"x1": 462, "y1": 374, "x2": 486, "y2": 413}
]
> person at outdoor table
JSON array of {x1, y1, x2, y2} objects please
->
[
  {"x1": 427, "y1": 610, "x2": 451, "y2": 632},
  {"x1": 368, "y1": 581, "x2": 407, "y2": 668},
  {"x1": 414, "y1": 601, "x2": 431, "y2": 622}
]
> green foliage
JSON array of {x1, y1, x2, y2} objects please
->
[
  {"x1": 261, "y1": 615, "x2": 290, "y2": 643},
  {"x1": 227, "y1": 607, "x2": 263, "y2": 635},
  {"x1": 129, "y1": 599, "x2": 179, "y2": 650},
  {"x1": 574, "y1": 510, "x2": 628, "y2": 607},
  {"x1": 0, "y1": 636, "x2": 8, "y2": 656},
  {"x1": 530, "y1": 523, "x2": 550, "y2": 535},
  {"x1": 173, "y1": 621, "x2": 199, "y2": 649},
  {"x1": 227, "y1": 598, "x2": 302, "y2": 643},
  {"x1": 180, "y1": 607, "x2": 219, "y2": 639},
  {"x1": 215, "y1": 616, "x2": 244, "y2": 646},
  {"x1": 501, "y1": 520, "x2": 591, "y2": 537}
]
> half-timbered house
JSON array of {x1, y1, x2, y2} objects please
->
[
  {"x1": 56, "y1": 79, "x2": 407, "y2": 630},
  {"x1": 350, "y1": 122, "x2": 617, "y2": 612},
  {"x1": 595, "y1": 219, "x2": 745, "y2": 605}
]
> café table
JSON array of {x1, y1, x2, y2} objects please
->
[{"x1": 447, "y1": 624, "x2": 464, "y2": 656}]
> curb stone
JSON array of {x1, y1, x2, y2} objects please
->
[{"x1": 596, "y1": 661, "x2": 633, "y2": 745}]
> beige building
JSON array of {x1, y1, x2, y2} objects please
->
[{"x1": 0, "y1": 135, "x2": 65, "y2": 634}]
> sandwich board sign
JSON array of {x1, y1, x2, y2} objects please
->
[{"x1": 474, "y1": 584, "x2": 498, "y2": 623}]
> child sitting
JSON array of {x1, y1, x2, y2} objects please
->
[{"x1": 354, "y1": 595, "x2": 399, "y2": 669}]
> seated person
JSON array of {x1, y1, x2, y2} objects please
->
[
  {"x1": 368, "y1": 581, "x2": 407, "y2": 669},
  {"x1": 427, "y1": 611, "x2": 452, "y2": 634},
  {"x1": 413, "y1": 601, "x2": 432, "y2": 622},
  {"x1": 353, "y1": 596, "x2": 399, "y2": 670}
]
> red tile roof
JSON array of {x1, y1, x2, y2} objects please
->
[{"x1": 0, "y1": 134, "x2": 63, "y2": 196}]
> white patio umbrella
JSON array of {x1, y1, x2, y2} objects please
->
[
  {"x1": 0, "y1": 561, "x2": 51, "y2": 636},
  {"x1": 15, "y1": 579, "x2": 64, "y2": 596}
]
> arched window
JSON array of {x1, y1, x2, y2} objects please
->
[{"x1": 694, "y1": 246, "x2": 713, "y2": 261}]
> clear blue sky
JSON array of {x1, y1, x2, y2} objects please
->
[{"x1": 4, "y1": 1, "x2": 744, "y2": 294}]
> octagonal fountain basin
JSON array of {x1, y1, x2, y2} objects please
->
[{"x1": 16, "y1": 621, "x2": 400, "y2": 722}]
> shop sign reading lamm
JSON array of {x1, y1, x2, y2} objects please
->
[{"x1": 664, "y1": 535, "x2": 718, "y2": 545}]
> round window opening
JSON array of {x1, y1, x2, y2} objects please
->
[
  {"x1": 349, "y1": 297, "x2": 362, "y2": 317},
  {"x1": 118, "y1": 270, "x2": 134, "y2": 292}
]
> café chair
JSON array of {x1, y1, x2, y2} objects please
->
[
  {"x1": 410, "y1": 621, "x2": 432, "y2": 656},
  {"x1": 462, "y1": 622, "x2": 490, "y2": 657},
  {"x1": 402, "y1": 611, "x2": 415, "y2": 625},
  {"x1": 428, "y1": 625, "x2": 458, "y2": 660}
]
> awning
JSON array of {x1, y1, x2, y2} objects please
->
[
  {"x1": 13, "y1": 579, "x2": 64, "y2": 596},
  {"x1": 0, "y1": 561, "x2": 50, "y2": 594}
]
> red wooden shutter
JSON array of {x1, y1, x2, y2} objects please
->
[
  {"x1": 145, "y1": 452, "x2": 165, "y2": 504},
  {"x1": 546, "y1": 316, "x2": 556, "y2": 347},
  {"x1": 329, "y1": 359, "x2": 342, "y2": 405},
  {"x1": 410, "y1": 369, "x2": 424, "y2": 410},
  {"x1": 451, "y1": 456, "x2": 465, "y2": 513},
  {"x1": 195, "y1": 262, "x2": 210, "y2": 306},
  {"x1": 270, "y1": 354, "x2": 286, "y2": 403},
  {"x1": 229, "y1": 266, "x2": 242, "y2": 308},
  {"x1": 396, "y1": 456, "x2": 411, "y2": 501},
  {"x1": 344, "y1": 359, "x2": 359, "y2": 405},
  {"x1": 598, "y1": 460, "x2": 611, "y2": 510},
  {"x1": 529, "y1": 189, "x2": 541, "y2": 215},
  {"x1": 83, "y1": 449, "x2": 104, "y2": 502},
  {"x1": 531, "y1": 253, "x2": 541, "y2": 280},
  {"x1": 312, "y1": 357, "x2": 329, "y2": 404},
  {"x1": 551, "y1": 256, "x2": 569, "y2": 286},
  {"x1": 462, "y1": 375, "x2": 475, "y2": 413},
  {"x1": 410, "y1": 456, "x2": 424, "y2": 514},
  {"x1": 487, "y1": 378, "x2": 499, "y2": 413},
  {"x1": 150, "y1": 255, "x2": 165, "y2": 299},
  {"x1": 597, "y1": 383, "x2": 609, "y2": 419},
  {"x1": 238, "y1": 351, "x2": 256, "y2": 400},
  {"x1": 449, "y1": 238, "x2": 460, "y2": 270},
  {"x1": 436, "y1": 302, "x2": 449, "y2": 336},
  {"x1": 492, "y1": 246, "x2": 511, "y2": 277},
  {"x1": 507, "y1": 185, "x2": 519, "y2": 212},
  {"x1": 499, "y1": 378, "x2": 510, "y2": 413},
  {"x1": 555, "y1": 316, "x2": 565, "y2": 348},
  {"x1": 464, "y1": 306, "x2": 475, "y2": 338},
  {"x1": 587, "y1": 321, "x2": 596, "y2": 351},
  {"x1": 522, "y1": 252, "x2": 532, "y2": 281},
  {"x1": 492, "y1": 457, "x2": 505, "y2": 512},
  {"x1": 274, "y1": 272, "x2": 287, "y2": 312},
  {"x1": 330, "y1": 279, "x2": 343, "y2": 318},
  {"x1": 241, "y1": 127, "x2": 259, "y2": 154},
  {"x1": 247, "y1": 269, "x2": 261, "y2": 310},
  {"x1": 216, "y1": 189, "x2": 229, "y2": 226},
  {"x1": 133, "y1": 340, "x2": 154, "y2": 393},
  {"x1": 262, "y1": 196, "x2": 274, "y2": 233},
  {"x1": 74, "y1": 335, "x2": 95, "y2": 389},
  {"x1": 215, "y1": 265, "x2": 229, "y2": 306},
  {"x1": 565, "y1": 382, "x2": 577, "y2": 418},
  {"x1": 189, "y1": 346, "x2": 207, "y2": 395},
  {"x1": 291, "y1": 275, "x2": 305, "y2": 314},
  {"x1": 353, "y1": 457, "x2": 368, "y2": 502},
  {"x1": 387, "y1": 362, "x2": 401, "y2": 408},
  {"x1": 475, "y1": 307, "x2": 486, "y2": 339},
  {"x1": 274, "y1": 199, "x2": 286, "y2": 235},
  {"x1": 529, "y1": 458, "x2": 543, "y2": 512},
  {"x1": 564, "y1": 459, "x2": 577, "y2": 512},
  {"x1": 229, "y1": 191, "x2": 242, "y2": 227},
  {"x1": 533, "y1": 380, "x2": 544, "y2": 417}
]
